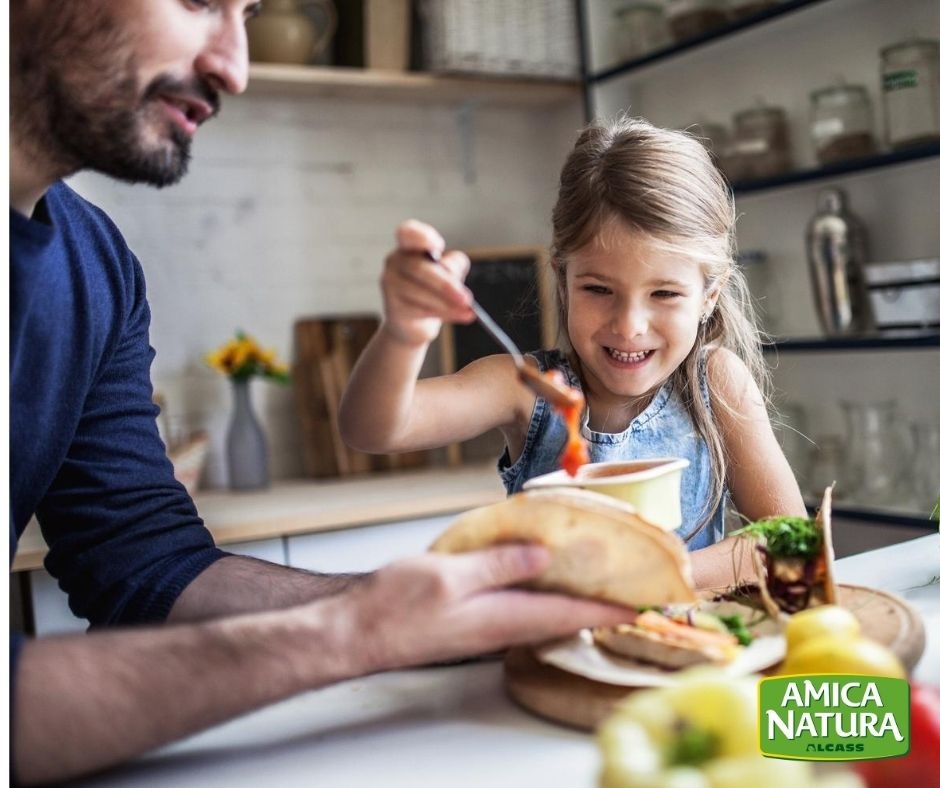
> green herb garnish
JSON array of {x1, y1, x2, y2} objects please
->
[
  {"x1": 668, "y1": 722, "x2": 720, "y2": 767},
  {"x1": 717, "y1": 614, "x2": 753, "y2": 646},
  {"x1": 731, "y1": 516, "x2": 821, "y2": 559}
]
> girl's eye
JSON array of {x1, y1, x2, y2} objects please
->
[
  {"x1": 652, "y1": 290, "x2": 681, "y2": 299},
  {"x1": 583, "y1": 284, "x2": 611, "y2": 295}
]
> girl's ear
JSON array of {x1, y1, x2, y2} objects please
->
[
  {"x1": 703, "y1": 270, "x2": 728, "y2": 317},
  {"x1": 552, "y1": 258, "x2": 568, "y2": 306}
]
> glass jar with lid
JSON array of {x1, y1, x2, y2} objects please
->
[
  {"x1": 880, "y1": 38, "x2": 940, "y2": 149},
  {"x1": 724, "y1": 102, "x2": 792, "y2": 181},
  {"x1": 726, "y1": 0, "x2": 777, "y2": 21},
  {"x1": 810, "y1": 83, "x2": 877, "y2": 165},
  {"x1": 611, "y1": 1, "x2": 673, "y2": 63},
  {"x1": 687, "y1": 118, "x2": 730, "y2": 164},
  {"x1": 665, "y1": 0, "x2": 729, "y2": 43}
]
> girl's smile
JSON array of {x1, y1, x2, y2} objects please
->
[{"x1": 563, "y1": 219, "x2": 718, "y2": 426}]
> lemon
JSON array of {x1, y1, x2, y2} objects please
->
[
  {"x1": 785, "y1": 605, "x2": 861, "y2": 653},
  {"x1": 780, "y1": 634, "x2": 906, "y2": 678}
]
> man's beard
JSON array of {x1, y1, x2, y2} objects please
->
[{"x1": 12, "y1": 4, "x2": 218, "y2": 188}]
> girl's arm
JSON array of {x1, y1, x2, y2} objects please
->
[
  {"x1": 689, "y1": 349, "x2": 807, "y2": 591},
  {"x1": 707, "y1": 348, "x2": 807, "y2": 521},
  {"x1": 339, "y1": 220, "x2": 531, "y2": 454}
]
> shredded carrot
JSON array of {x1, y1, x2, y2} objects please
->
[{"x1": 635, "y1": 610, "x2": 738, "y2": 649}]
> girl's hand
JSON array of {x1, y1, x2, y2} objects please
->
[{"x1": 380, "y1": 220, "x2": 476, "y2": 346}]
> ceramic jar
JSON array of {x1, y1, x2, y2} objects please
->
[{"x1": 246, "y1": 0, "x2": 337, "y2": 65}]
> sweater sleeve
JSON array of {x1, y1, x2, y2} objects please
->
[{"x1": 36, "y1": 254, "x2": 225, "y2": 626}]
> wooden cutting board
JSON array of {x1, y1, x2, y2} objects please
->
[
  {"x1": 504, "y1": 583, "x2": 926, "y2": 731},
  {"x1": 293, "y1": 316, "x2": 427, "y2": 477}
]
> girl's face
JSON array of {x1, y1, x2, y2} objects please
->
[{"x1": 562, "y1": 219, "x2": 719, "y2": 410}]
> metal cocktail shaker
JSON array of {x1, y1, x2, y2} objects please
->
[{"x1": 805, "y1": 188, "x2": 873, "y2": 335}]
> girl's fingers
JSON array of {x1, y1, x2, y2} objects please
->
[
  {"x1": 395, "y1": 219, "x2": 445, "y2": 259},
  {"x1": 440, "y1": 250, "x2": 471, "y2": 282},
  {"x1": 393, "y1": 252, "x2": 471, "y2": 307}
]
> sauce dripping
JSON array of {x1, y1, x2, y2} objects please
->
[{"x1": 543, "y1": 370, "x2": 588, "y2": 476}]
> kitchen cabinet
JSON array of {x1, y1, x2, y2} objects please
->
[
  {"x1": 13, "y1": 466, "x2": 504, "y2": 635},
  {"x1": 578, "y1": 0, "x2": 940, "y2": 528},
  {"x1": 286, "y1": 514, "x2": 456, "y2": 573}
]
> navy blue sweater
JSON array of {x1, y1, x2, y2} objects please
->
[{"x1": 10, "y1": 183, "x2": 226, "y2": 676}]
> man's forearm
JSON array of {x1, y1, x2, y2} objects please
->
[
  {"x1": 14, "y1": 596, "x2": 358, "y2": 784},
  {"x1": 168, "y1": 555, "x2": 364, "y2": 623}
]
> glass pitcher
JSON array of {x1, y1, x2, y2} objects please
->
[
  {"x1": 840, "y1": 400, "x2": 906, "y2": 507},
  {"x1": 910, "y1": 421, "x2": 940, "y2": 512}
]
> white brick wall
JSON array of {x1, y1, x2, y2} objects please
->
[{"x1": 69, "y1": 94, "x2": 582, "y2": 485}]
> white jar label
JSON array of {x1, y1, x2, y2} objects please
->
[{"x1": 812, "y1": 117, "x2": 846, "y2": 139}]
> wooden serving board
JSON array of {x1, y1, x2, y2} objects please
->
[{"x1": 504, "y1": 583, "x2": 926, "y2": 731}]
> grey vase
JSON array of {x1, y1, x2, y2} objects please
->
[{"x1": 226, "y1": 379, "x2": 269, "y2": 490}]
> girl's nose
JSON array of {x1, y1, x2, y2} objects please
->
[
  {"x1": 195, "y1": 16, "x2": 250, "y2": 95},
  {"x1": 611, "y1": 303, "x2": 649, "y2": 338}
]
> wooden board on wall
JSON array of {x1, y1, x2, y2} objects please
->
[
  {"x1": 439, "y1": 246, "x2": 557, "y2": 466},
  {"x1": 294, "y1": 315, "x2": 427, "y2": 477}
]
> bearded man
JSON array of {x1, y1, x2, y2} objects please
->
[{"x1": 9, "y1": 2, "x2": 630, "y2": 783}]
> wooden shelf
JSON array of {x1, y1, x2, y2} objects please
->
[
  {"x1": 763, "y1": 334, "x2": 940, "y2": 352},
  {"x1": 244, "y1": 64, "x2": 581, "y2": 106}
]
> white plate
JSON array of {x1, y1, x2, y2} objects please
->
[{"x1": 535, "y1": 600, "x2": 785, "y2": 687}]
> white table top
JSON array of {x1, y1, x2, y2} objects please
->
[{"x1": 77, "y1": 534, "x2": 940, "y2": 788}]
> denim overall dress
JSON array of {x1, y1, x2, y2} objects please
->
[{"x1": 498, "y1": 349, "x2": 726, "y2": 550}]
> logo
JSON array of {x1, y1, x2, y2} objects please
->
[{"x1": 759, "y1": 675, "x2": 909, "y2": 761}]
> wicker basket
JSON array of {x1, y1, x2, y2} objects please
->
[
  {"x1": 169, "y1": 431, "x2": 210, "y2": 497},
  {"x1": 419, "y1": 0, "x2": 580, "y2": 80}
]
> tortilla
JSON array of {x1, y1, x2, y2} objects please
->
[
  {"x1": 429, "y1": 488, "x2": 697, "y2": 607},
  {"x1": 749, "y1": 486, "x2": 839, "y2": 616},
  {"x1": 817, "y1": 485, "x2": 839, "y2": 606}
]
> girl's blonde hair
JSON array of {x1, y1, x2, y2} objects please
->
[{"x1": 551, "y1": 114, "x2": 769, "y2": 538}]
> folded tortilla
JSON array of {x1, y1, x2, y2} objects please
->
[{"x1": 430, "y1": 488, "x2": 697, "y2": 607}]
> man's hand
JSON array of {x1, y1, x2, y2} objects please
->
[
  {"x1": 380, "y1": 219, "x2": 475, "y2": 347},
  {"x1": 337, "y1": 545, "x2": 637, "y2": 674}
]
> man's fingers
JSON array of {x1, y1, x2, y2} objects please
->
[
  {"x1": 473, "y1": 590, "x2": 637, "y2": 644},
  {"x1": 440, "y1": 544, "x2": 553, "y2": 594}
]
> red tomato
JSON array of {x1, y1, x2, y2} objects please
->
[{"x1": 854, "y1": 683, "x2": 940, "y2": 787}]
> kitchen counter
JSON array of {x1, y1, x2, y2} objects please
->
[
  {"x1": 75, "y1": 533, "x2": 940, "y2": 788},
  {"x1": 12, "y1": 464, "x2": 505, "y2": 572}
]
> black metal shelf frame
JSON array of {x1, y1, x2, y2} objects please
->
[
  {"x1": 805, "y1": 500, "x2": 937, "y2": 529},
  {"x1": 731, "y1": 142, "x2": 940, "y2": 195},
  {"x1": 763, "y1": 334, "x2": 940, "y2": 352},
  {"x1": 585, "y1": 0, "x2": 830, "y2": 85}
]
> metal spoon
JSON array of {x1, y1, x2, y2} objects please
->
[{"x1": 425, "y1": 250, "x2": 583, "y2": 410}]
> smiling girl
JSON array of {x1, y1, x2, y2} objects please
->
[{"x1": 340, "y1": 116, "x2": 805, "y2": 569}]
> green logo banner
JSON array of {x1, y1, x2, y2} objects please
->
[{"x1": 759, "y1": 675, "x2": 909, "y2": 761}]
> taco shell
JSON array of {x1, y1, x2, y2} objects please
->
[{"x1": 430, "y1": 488, "x2": 697, "y2": 608}]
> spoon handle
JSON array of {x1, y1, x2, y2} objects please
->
[{"x1": 424, "y1": 250, "x2": 524, "y2": 367}]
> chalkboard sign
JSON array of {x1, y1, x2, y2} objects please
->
[{"x1": 439, "y1": 247, "x2": 556, "y2": 465}]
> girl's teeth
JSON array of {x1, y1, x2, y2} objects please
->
[{"x1": 608, "y1": 348, "x2": 650, "y2": 363}]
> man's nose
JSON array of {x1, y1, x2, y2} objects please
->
[{"x1": 195, "y1": 17, "x2": 250, "y2": 95}]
